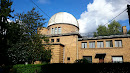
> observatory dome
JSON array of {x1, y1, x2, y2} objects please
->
[{"x1": 48, "y1": 12, "x2": 79, "y2": 28}]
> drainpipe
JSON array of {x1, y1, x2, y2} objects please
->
[
  {"x1": 63, "y1": 47, "x2": 65, "y2": 63},
  {"x1": 76, "y1": 35, "x2": 78, "y2": 60}
]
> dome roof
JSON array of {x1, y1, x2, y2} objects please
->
[{"x1": 48, "y1": 12, "x2": 79, "y2": 28}]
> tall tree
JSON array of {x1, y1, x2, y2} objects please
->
[
  {"x1": 94, "y1": 25, "x2": 108, "y2": 36},
  {"x1": 108, "y1": 20, "x2": 121, "y2": 35},
  {"x1": 8, "y1": 8, "x2": 51, "y2": 64},
  {"x1": 94, "y1": 20, "x2": 122, "y2": 37},
  {"x1": 0, "y1": 0, "x2": 14, "y2": 65}
]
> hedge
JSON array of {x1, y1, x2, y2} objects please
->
[{"x1": 12, "y1": 63, "x2": 46, "y2": 73}]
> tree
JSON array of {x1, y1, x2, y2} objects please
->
[
  {"x1": 8, "y1": 8, "x2": 51, "y2": 64},
  {"x1": 127, "y1": 30, "x2": 130, "y2": 34},
  {"x1": 94, "y1": 20, "x2": 122, "y2": 37},
  {"x1": 94, "y1": 25, "x2": 108, "y2": 37},
  {"x1": 0, "y1": 0, "x2": 14, "y2": 65},
  {"x1": 108, "y1": 20, "x2": 121, "y2": 35}
]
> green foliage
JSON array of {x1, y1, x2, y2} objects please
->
[
  {"x1": 0, "y1": 0, "x2": 14, "y2": 65},
  {"x1": 108, "y1": 20, "x2": 121, "y2": 35},
  {"x1": 12, "y1": 64, "x2": 46, "y2": 73},
  {"x1": 127, "y1": 30, "x2": 130, "y2": 34},
  {"x1": 94, "y1": 20, "x2": 122, "y2": 37},
  {"x1": 7, "y1": 8, "x2": 51, "y2": 64}
]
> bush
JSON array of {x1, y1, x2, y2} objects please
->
[
  {"x1": 75, "y1": 59, "x2": 91, "y2": 64},
  {"x1": 12, "y1": 63, "x2": 46, "y2": 73}
]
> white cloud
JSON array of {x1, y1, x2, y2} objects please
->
[
  {"x1": 38, "y1": 0, "x2": 50, "y2": 4},
  {"x1": 7, "y1": 19, "x2": 12, "y2": 22},
  {"x1": 78, "y1": 0, "x2": 129, "y2": 34}
]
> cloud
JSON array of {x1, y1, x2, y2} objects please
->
[
  {"x1": 7, "y1": 19, "x2": 12, "y2": 22},
  {"x1": 78, "y1": 0, "x2": 129, "y2": 34},
  {"x1": 38, "y1": 0, "x2": 50, "y2": 4}
]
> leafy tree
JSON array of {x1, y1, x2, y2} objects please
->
[
  {"x1": 8, "y1": 8, "x2": 51, "y2": 64},
  {"x1": 127, "y1": 30, "x2": 130, "y2": 34},
  {"x1": 94, "y1": 20, "x2": 122, "y2": 37},
  {"x1": 94, "y1": 25, "x2": 108, "y2": 37},
  {"x1": 0, "y1": 0, "x2": 14, "y2": 65},
  {"x1": 108, "y1": 20, "x2": 121, "y2": 35}
]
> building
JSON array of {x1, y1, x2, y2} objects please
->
[{"x1": 38, "y1": 12, "x2": 130, "y2": 63}]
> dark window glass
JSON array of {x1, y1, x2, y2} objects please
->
[
  {"x1": 51, "y1": 39, "x2": 54, "y2": 42},
  {"x1": 83, "y1": 56, "x2": 92, "y2": 63},
  {"x1": 67, "y1": 57, "x2": 70, "y2": 61},
  {"x1": 57, "y1": 38, "x2": 60, "y2": 42}
]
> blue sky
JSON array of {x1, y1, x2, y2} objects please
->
[{"x1": 11, "y1": 0, "x2": 130, "y2": 33}]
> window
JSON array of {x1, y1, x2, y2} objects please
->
[
  {"x1": 89, "y1": 41, "x2": 95, "y2": 48},
  {"x1": 55, "y1": 28, "x2": 57, "y2": 34},
  {"x1": 58, "y1": 27, "x2": 61, "y2": 34},
  {"x1": 106, "y1": 40, "x2": 113, "y2": 47},
  {"x1": 67, "y1": 57, "x2": 70, "y2": 61},
  {"x1": 112, "y1": 56, "x2": 123, "y2": 63},
  {"x1": 81, "y1": 42, "x2": 87, "y2": 48},
  {"x1": 57, "y1": 38, "x2": 60, "y2": 42},
  {"x1": 83, "y1": 56, "x2": 92, "y2": 63},
  {"x1": 115, "y1": 40, "x2": 122, "y2": 47},
  {"x1": 51, "y1": 39, "x2": 54, "y2": 42},
  {"x1": 97, "y1": 41, "x2": 104, "y2": 48},
  {"x1": 51, "y1": 28, "x2": 54, "y2": 34}
]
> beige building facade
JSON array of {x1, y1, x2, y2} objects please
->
[{"x1": 38, "y1": 12, "x2": 130, "y2": 63}]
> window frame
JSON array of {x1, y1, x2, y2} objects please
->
[
  {"x1": 58, "y1": 27, "x2": 61, "y2": 34},
  {"x1": 112, "y1": 56, "x2": 123, "y2": 63},
  {"x1": 51, "y1": 28, "x2": 54, "y2": 34},
  {"x1": 115, "y1": 40, "x2": 122, "y2": 47},
  {"x1": 81, "y1": 42, "x2": 87, "y2": 48},
  {"x1": 83, "y1": 56, "x2": 92, "y2": 63},
  {"x1": 89, "y1": 41, "x2": 95, "y2": 48},
  {"x1": 51, "y1": 39, "x2": 54, "y2": 42},
  {"x1": 57, "y1": 38, "x2": 60, "y2": 42},
  {"x1": 106, "y1": 40, "x2": 113, "y2": 47},
  {"x1": 97, "y1": 41, "x2": 104, "y2": 48},
  {"x1": 55, "y1": 27, "x2": 57, "y2": 34}
]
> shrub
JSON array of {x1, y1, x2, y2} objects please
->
[
  {"x1": 75, "y1": 59, "x2": 91, "y2": 64},
  {"x1": 12, "y1": 63, "x2": 46, "y2": 73}
]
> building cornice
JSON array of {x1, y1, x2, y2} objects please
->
[
  {"x1": 45, "y1": 32, "x2": 82, "y2": 38},
  {"x1": 78, "y1": 34, "x2": 130, "y2": 41}
]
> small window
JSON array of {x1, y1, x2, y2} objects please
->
[
  {"x1": 112, "y1": 56, "x2": 123, "y2": 63},
  {"x1": 58, "y1": 27, "x2": 61, "y2": 34},
  {"x1": 55, "y1": 28, "x2": 57, "y2": 34},
  {"x1": 51, "y1": 28, "x2": 54, "y2": 34},
  {"x1": 67, "y1": 57, "x2": 70, "y2": 61},
  {"x1": 106, "y1": 40, "x2": 113, "y2": 47},
  {"x1": 81, "y1": 42, "x2": 87, "y2": 48},
  {"x1": 115, "y1": 40, "x2": 122, "y2": 47},
  {"x1": 83, "y1": 56, "x2": 92, "y2": 63},
  {"x1": 57, "y1": 38, "x2": 60, "y2": 42},
  {"x1": 97, "y1": 41, "x2": 104, "y2": 48},
  {"x1": 89, "y1": 41, "x2": 95, "y2": 48},
  {"x1": 51, "y1": 39, "x2": 54, "y2": 42}
]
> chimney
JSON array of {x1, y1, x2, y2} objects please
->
[{"x1": 122, "y1": 26, "x2": 127, "y2": 35}]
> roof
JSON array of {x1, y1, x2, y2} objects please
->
[
  {"x1": 48, "y1": 12, "x2": 79, "y2": 28},
  {"x1": 78, "y1": 34, "x2": 130, "y2": 40},
  {"x1": 43, "y1": 43, "x2": 64, "y2": 47},
  {"x1": 45, "y1": 32, "x2": 82, "y2": 37}
]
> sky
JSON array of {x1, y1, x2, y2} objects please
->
[{"x1": 10, "y1": 0, "x2": 130, "y2": 34}]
